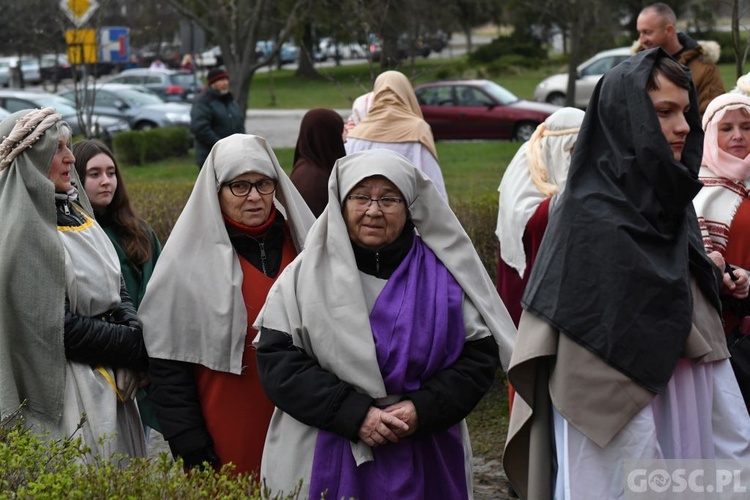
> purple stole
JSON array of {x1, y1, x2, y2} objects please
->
[{"x1": 309, "y1": 236, "x2": 469, "y2": 499}]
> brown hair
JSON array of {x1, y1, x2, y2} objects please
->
[
  {"x1": 73, "y1": 139, "x2": 154, "y2": 266},
  {"x1": 646, "y1": 55, "x2": 691, "y2": 93}
]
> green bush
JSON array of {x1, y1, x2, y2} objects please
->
[
  {"x1": 113, "y1": 127, "x2": 192, "y2": 166},
  {"x1": 126, "y1": 180, "x2": 499, "y2": 279},
  {"x1": 0, "y1": 413, "x2": 299, "y2": 499},
  {"x1": 128, "y1": 181, "x2": 194, "y2": 244},
  {"x1": 468, "y1": 35, "x2": 547, "y2": 67},
  {"x1": 453, "y1": 195, "x2": 499, "y2": 282}
]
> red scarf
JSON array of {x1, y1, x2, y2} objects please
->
[{"x1": 222, "y1": 209, "x2": 277, "y2": 237}]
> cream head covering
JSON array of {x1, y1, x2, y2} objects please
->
[
  {"x1": 0, "y1": 108, "x2": 79, "y2": 423},
  {"x1": 496, "y1": 107, "x2": 584, "y2": 277},
  {"x1": 139, "y1": 134, "x2": 315, "y2": 374},
  {"x1": 346, "y1": 71, "x2": 438, "y2": 159},
  {"x1": 701, "y1": 93, "x2": 750, "y2": 182},
  {"x1": 255, "y1": 148, "x2": 516, "y2": 394}
]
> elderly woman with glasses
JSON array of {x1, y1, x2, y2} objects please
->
[
  {"x1": 138, "y1": 134, "x2": 314, "y2": 474},
  {"x1": 253, "y1": 148, "x2": 516, "y2": 499}
]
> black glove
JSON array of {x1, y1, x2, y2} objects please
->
[
  {"x1": 181, "y1": 446, "x2": 220, "y2": 470},
  {"x1": 111, "y1": 278, "x2": 141, "y2": 329},
  {"x1": 63, "y1": 278, "x2": 148, "y2": 371}
]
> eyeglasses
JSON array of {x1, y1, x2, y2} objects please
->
[
  {"x1": 346, "y1": 194, "x2": 405, "y2": 212},
  {"x1": 224, "y1": 179, "x2": 277, "y2": 197}
]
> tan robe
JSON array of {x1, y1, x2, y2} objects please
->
[{"x1": 503, "y1": 279, "x2": 728, "y2": 499}]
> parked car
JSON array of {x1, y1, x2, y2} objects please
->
[
  {"x1": 106, "y1": 68, "x2": 201, "y2": 102},
  {"x1": 58, "y1": 83, "x2": 191, "y2": 131},
  {"x1": 366, "y1": 33, "x2": 434, "y2": 62},
  {"x1": 255, "y1": 41, "x2": 299, "y2": 66},
  {"x1": 318, "y1": 38, "x2": 367, "y2": 60},
  {"x1": 0, "y1": 105, "x2": 10, "y2": 120},
  {"x1": 534, "y1": 47, "x2": 632, "y2": 108},
  {"x1": 40, "y1": 53, "x2": 73, "y2": 82},
  {"x1": 0, "y1": 57, "x2": 41, "y2": 86},
  {"x1": 195, "y1": 46, "x2": 222, "y2": 68},
  {"x1": 367, "y1": 34, "x2": 382, "y2": 62},
  {"x1": 0, "y1": 90, "x2": 130, "y2": 138},
  {"x1": 415, "y1": 79, "x2": 560, "y2": 141}
]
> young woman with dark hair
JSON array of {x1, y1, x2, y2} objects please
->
[
  {"x1": 73, "y1": 139, "x2": 162, "y2": 437},
  {"x1": 73, "y1": 139, "x2": 161, "y2": 309}
]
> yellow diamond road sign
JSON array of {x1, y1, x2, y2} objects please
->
[{"x1": 60, "y1": 0, "x2": 99, "y2": 27}]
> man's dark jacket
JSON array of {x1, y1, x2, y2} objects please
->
[{"x1": 190, "y1": 89, "x2": 245, "y2": 167}]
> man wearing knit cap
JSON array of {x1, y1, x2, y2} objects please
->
[{"x1": 190, "y1": 67, "x2": 246, "y2": 167}]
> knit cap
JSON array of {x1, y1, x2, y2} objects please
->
[{"x1": 207, "y1": 68, "x2": 229, "y2": 84}]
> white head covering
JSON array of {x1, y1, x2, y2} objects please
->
[
  {"x1": 254, "y1": 148, "x2": 516, "y2": 389},
  {"x1": 495, "y1": 107, "x2": 585, "y2": 277},
  {"x1": 139, "y1": 134, "x2": 315, "y2": 374}
]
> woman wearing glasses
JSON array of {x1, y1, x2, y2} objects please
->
[
  {"x1": 253, "y1": 149, "x2": 516, "y2": 498},
  {"x1": 138, "y1": 134, "x2": 314, "y2": 473}
]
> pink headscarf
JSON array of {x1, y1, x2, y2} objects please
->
[{"x1": 702, "y1": 93, "x2": 750, "y2": 181}]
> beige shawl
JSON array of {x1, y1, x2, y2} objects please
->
[
  {"x1": 347, "y1": 71, "x2": 438, "y2": 160},
  {"x1": 0, "y1": 108, "x2": 86, "y2": 423},
  {"x1": 255, "y1": 148, "x2": 516, "y2": 378},
  {"x1": 139, "y1": 134, "x2": 315, "y2": 374}
]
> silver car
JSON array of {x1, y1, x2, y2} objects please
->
[
  {"x1": 106, "y1": 68, "x2": 201, "y2": 102},
  {"x1": 534, "y1": 47, "x2": 631, "y2": 108},
  {"x1": 59, "y1": 83, "x2": 191, "y2": 130},
  {"x1": 0, "y1": 90, "x2": 129, "y2": 138}
]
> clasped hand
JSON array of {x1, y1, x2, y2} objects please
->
[
  {"x1": 357, "y1": 400, "x2": 419, "y2": 447},
  {"x1": 708, "y1": 251, "x2": 750, "y2": 299}
]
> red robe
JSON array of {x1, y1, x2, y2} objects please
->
[
  {"x1": 723, "y1": 196, "x2": 750, "y2": 333},
  {"x1": 496, "y1": 197, "x2": 552, "y2": 326},
  {"x1": 496, "y1": 197, "x2": 551, "y2": 411},
  {"x1": 194, "y1": 233, "x2": 297, "y2": 475}
]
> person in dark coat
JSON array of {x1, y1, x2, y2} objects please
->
[
  {"x1": 290, "y1": 108, "x2": 347, "y2": 217},
  {"x1": 190, "y1": 67, "x2": 246, "y2": 168}
]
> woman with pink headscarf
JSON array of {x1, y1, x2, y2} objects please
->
[{"x1": 694, "y1": 93, "x2": 750, "y2": 403}]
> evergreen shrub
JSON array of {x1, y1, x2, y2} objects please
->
[
  {"x1": 113, "y1": 127, "x2": 192, "y2": 166},
  {"x1": 0, "y1": 413, "x2": 300, "y2": 499}
]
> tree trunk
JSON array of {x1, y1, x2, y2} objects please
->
[
  {"x1": 295, "y1": 22, "x2": 321, "y2": 79},
  {"x1": 732, "y1": 0, "x2": 743, "y2": 80},
  {"x1": 463, "y1": 26, "x2": 473, "y2": 54},
  {"x1": 565, "y1": 7, "x2": 582, "y2": 108}
]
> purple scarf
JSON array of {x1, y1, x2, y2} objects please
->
[{"x1": 309, "y1": 236, "x2": 469, "y2": 499}]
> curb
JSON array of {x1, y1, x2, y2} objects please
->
[{"x1": 245, "y1": 109, "x2": 349, "y2": 119}]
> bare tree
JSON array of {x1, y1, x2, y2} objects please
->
[
  {"x1": 728, "y1": 0, "x2": 750, "y2": 79},
  {"x1": 167, "y1": 0, "x2": 311, "y2": 113}
]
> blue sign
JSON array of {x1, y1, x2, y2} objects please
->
[{"x1": 98, "y1": 27, "x2": 129, "y2": 63}]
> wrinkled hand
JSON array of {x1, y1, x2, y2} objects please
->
[
  {"x1": 115, "y1": 368, "x2": 139, "y2": 402},
  {"x1": 725, "y1": 267, "x2": 750, "y2": 299},
  {"x1": 357, "y1": 407, "x2": 408, "y2": 447},
  {"x1": 384, "y1": 400, "x2": 419, "y2": 438},
  {"x1": 708, "y1": 251, "x2": 726, "y2": 270}
]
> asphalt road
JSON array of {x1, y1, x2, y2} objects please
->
[{"x1": 245, "y1": 108, "x2": 348, "y2": 149}]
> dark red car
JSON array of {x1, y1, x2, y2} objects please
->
[{"x1": 414, "y1": 79, "x2": 560, "y2": 141}]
